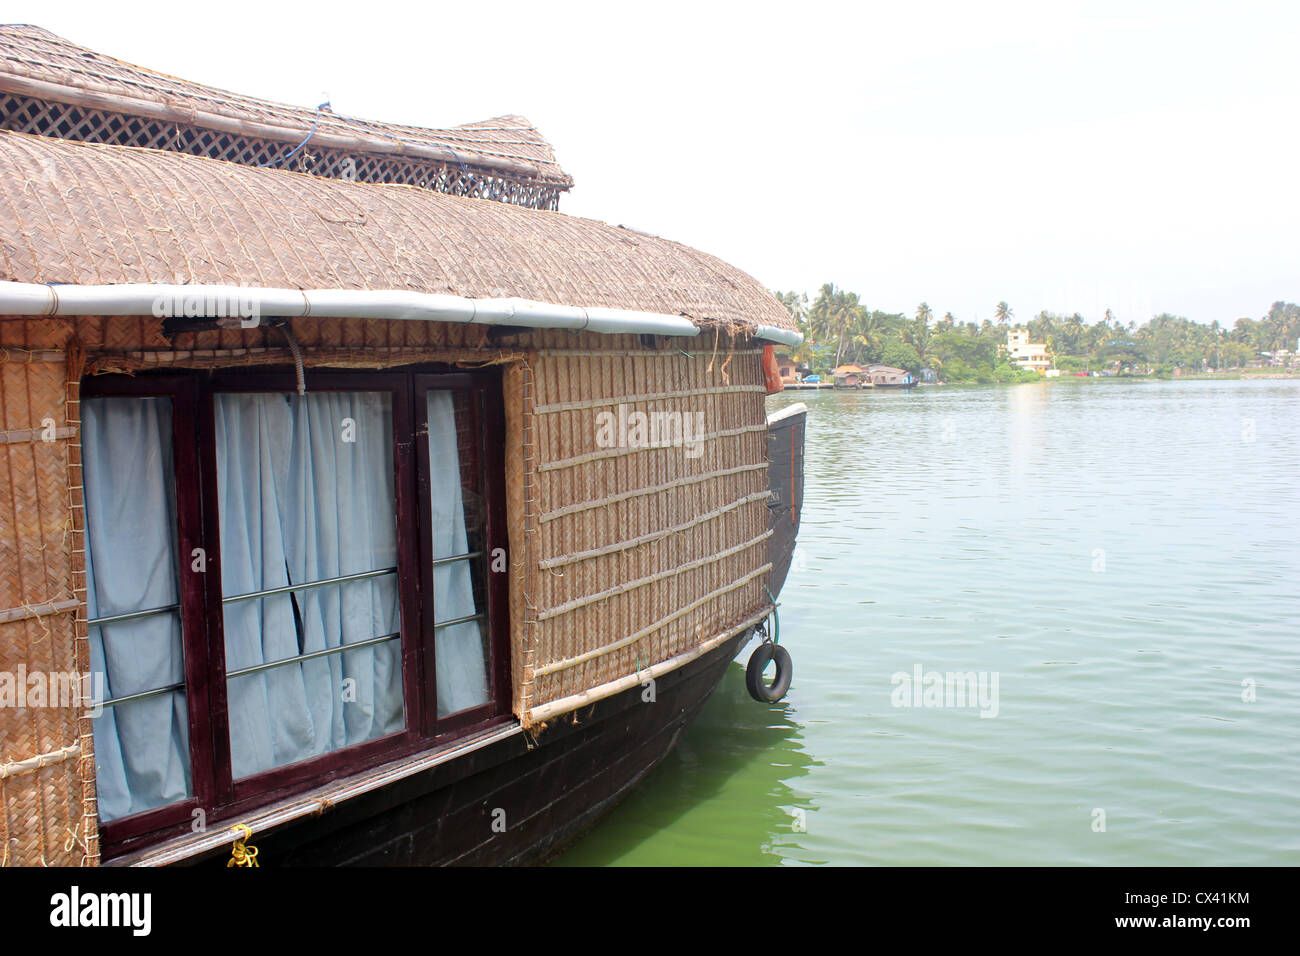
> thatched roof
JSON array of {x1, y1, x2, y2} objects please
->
[
  {"x1": 0, "y1": 25, "x2": 572, "y2": 190},
  {"x1": 0, "y1": 130, "x2": 795, "y2": 334}
]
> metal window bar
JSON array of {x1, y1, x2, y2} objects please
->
[
  {"x1": 90, "y1": 551, "x2": 483, "y2": 707},
  {"x1": 97, "y1": 629, "x2": 403, "y2": 708},
  {"x1": 87, "y1": 604, "x2": 185, "y2": 709},
  {"x1": 97, "y1": 681, "x2": 187, "y2": 710},
  {"x1": 87, "y1": 603, "x2": 180, "y2": 628},
  {"x1": 433, "y1": 612, "x2": 485, "y2": 630},
  {"x1": 220, "y1": 551, "x2": 480, "y2": 605},
  {"x1": 226, "y1": 631, "x2": 402, "y2": 679},
  {"x1": 431, "y1": 550, "x2": 482, "y2": 567},
  {"x1": 221, "y1": 566, "x2": 398, "y2": 605},
  {"x1": 431, "y1": 542, "x2": 487, "y2": 630}
]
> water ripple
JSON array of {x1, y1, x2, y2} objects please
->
[{"x1": 556, "y1": 381, "x2": 1300, "y2": 866}]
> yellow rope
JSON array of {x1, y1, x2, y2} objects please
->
[{"x1": 227, "y1": 824, "x2": 259, "y2": 867}]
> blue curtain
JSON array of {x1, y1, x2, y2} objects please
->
[
  {"x1": 215, "y1": 392, "x2": 404, "y2": 779},
  {"x1": 82, "y1": 397, "x2": 191, "y2": 822},
  {"x1": 427, "y1": 391, "x2": 489, "y2": 715}
]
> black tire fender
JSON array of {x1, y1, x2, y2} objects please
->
[{"x1": 746, "y1": 641, "x2": 793, "y2": 703}]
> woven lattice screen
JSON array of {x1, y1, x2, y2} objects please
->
[{"x1": 0, "y1": 93, "x2": 562, "y2": 210}]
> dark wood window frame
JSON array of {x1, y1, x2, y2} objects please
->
[{"x1": 82, "y1": 366, "x2": 511, "y2": 857}]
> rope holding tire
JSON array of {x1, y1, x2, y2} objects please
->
[{"x1": 746, "y1": 638, "x2": 793, "y2": 703}]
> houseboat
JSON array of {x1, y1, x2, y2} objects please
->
[
  {"x1": 865, "y1": 364, "x2": 919, "y2": 388},
  {"x1": 831, "y1": 363, "x2": 917, "y2": 389},
  {"x1": 0, "y1": 26, "x2": 805, "y2": 866}
]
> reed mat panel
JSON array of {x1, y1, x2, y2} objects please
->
[{"x1": 0, "y1": 343, "x2": 97, "y2": 865}]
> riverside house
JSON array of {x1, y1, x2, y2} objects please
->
[
  {"x1": 774, "y1": 352, "x2": 805, "y2": 385},
  {"x1": 1007, "y1": 329, "x2": 1052, "y2": 373}
]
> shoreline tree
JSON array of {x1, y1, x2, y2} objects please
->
[{"x1": 772, "y1": 285, "x2": 1299, "y2": 382}]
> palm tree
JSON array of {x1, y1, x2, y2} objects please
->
[
  {"x1": 776, "y1": 290, "x2": 809, "y2": 326},
  {"x1": 995, "y1": 301, "x2": 1013, "y2": 326},
  {"x1": 809, "y1": 283, "x2": 865, "y2": 368},
  {"x1": 1065, "y1": 313, "x2": 1085, "y2": 353},
  {"x1": 777, "y1": 291, "x2": 817, "y2": 365},
  {"x1": 1029, "y1": 310, "x2": 1053, "y2": 343},
  {"x1": 849, "y1": 309, "x2": 884, "y2": 364},
  {"x1": 907, "y1": 306, "x2": 934, "y2": 368},
  {"x1": 807, "y1": 283, "x2": 841, "y2": 364}
]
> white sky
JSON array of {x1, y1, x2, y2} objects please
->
[{"x1": 16, "y1": 0, "x2": 1299, "y2": 326}]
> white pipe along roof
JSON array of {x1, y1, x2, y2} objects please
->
[{"x1": 0, "y1": 282, "x2": 803, "y2": 346}]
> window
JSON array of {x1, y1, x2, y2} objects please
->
[
  {"x1": 82, "y1": 395, "x2": 191, "y2": 822},
  {"x1": 80, "y1": 370, "x2": 509, "y2": 852},
  {"x1": 214, "y1": 390, "x2": 404, "y2": 780}
]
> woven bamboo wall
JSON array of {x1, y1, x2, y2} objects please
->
[
  {"x1": 0, "y1": 317, "x2": 774, "y2": 862},
  {"x1": 518, "y1": 344, "x2": 771, "y2": 720},
  {"x1": 0, "y1": 330, "x2": 97, "y2": 866}
]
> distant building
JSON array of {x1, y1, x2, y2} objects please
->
[
  {"x1": 832, "y1": 363, "x2": 867, "y2": 387},
  {"x1": 774, "y1": 352, "x2": 811, "y2": 384},
  {"x1": 1007, "y1": 329, "x2": 1051, "y2": 373},
  {"x1": 1261, "y1": 349, "x2": 1297, "y2": 368}
]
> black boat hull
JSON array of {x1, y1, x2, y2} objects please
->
[
  {"x1": 174, "y1": 628, "x2": 752, "y2": 866},
  {"x1": 766, "y1": 404, "x2": 807, "y2": 599}
]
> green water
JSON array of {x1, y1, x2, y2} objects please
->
[{"x1": 553, "y1": 379, "x2": 1300, "y2": 866}]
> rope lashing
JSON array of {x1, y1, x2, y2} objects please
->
[
  {"x1": 227, "y1": 824, "x2": 259, "y2": 867},
  {"x1": 276, "y1": 321, "x2": 306, "y2": 395}
]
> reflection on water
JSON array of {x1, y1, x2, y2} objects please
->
[
  {"x1": 554, "y1": 380, "x2": 1300, "y2": 866},
  {"x1": 552, "y1": 664, "x2": 819, "y2": 866},
  {"x1": 1007, "y1": 381, "x2": 1048, "y2": 477}
]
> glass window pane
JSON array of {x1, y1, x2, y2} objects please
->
[
  {"x1": 428, "y1": 390, "x2": 490, "y2": 715},
  {"x1": 82, "y1": 396, "x2": 191, "y2": 822},
  {"x1": 215, "y1": 391, "x2": 403, "y2": 779}
]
